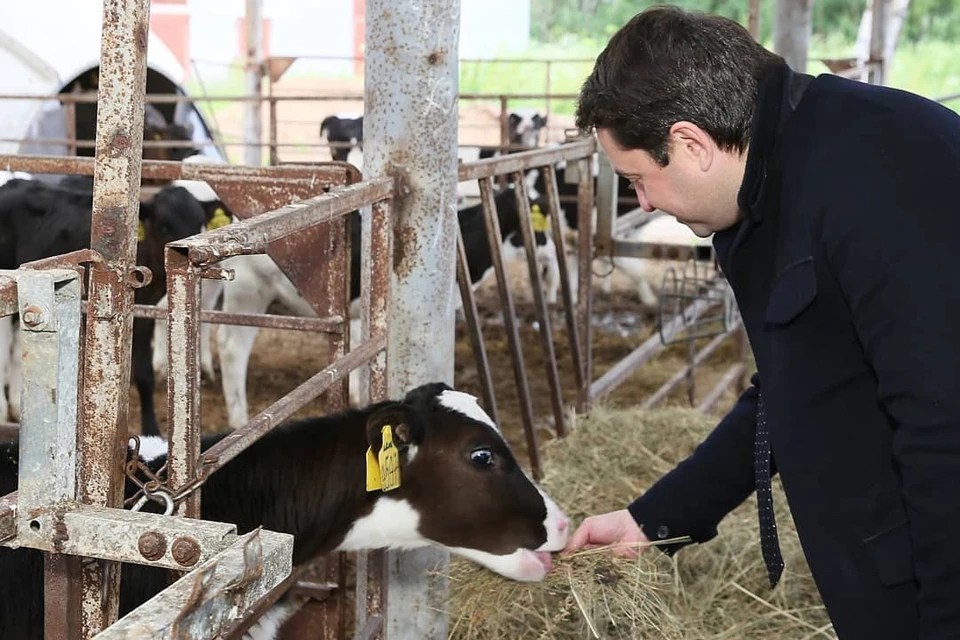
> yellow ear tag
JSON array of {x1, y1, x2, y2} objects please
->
[
  {"x1": 378, "y1": 425, "x2": 401, "y2": 492},
  {"x1": 531, "y1": 204, "x2": 549, "y2": 233},
  {"x1": 153, "y1": 132, "x2": 162, "y2": 140},
  {"x1": 208, "y1": 207, "x2": 230, "y2": 230},
  {"x1": 137, "y1": 222, "x2": 145, "y2": 242},
  {"x1": 365, "y1": 446, "x2": 383, "y2": 492}
]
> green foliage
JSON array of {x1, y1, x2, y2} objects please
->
[{"x1": 530, "y1": 0, "x2": 960, "y2": 46}]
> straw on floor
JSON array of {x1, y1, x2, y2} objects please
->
[{"x1": 442, "y1": 405, "x2": 836, "y2": 639}]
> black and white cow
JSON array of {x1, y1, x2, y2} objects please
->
[
  {"x1": 182, "y1": 186, "x2": 559, "y2": 430},
  {"x1": 319, "y1": 114, "x2": 364, "y2": 163},
  {"x1": 0, "y1": 382, "x2": 569, "y2": 638},
  {"x1": 0, "y1": 177, "x2": 215, "y2": 436},
  {"x1": 477, "y1": 108, "x2": 550, "y2": 160}
]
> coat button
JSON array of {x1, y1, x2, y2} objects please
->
[{"x1": 656, "y1": 525, "x2": 669, "y2": 539}]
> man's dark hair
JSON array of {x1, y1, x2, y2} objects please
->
[{"x1": 575, "y1": 5, "x2": 784, "y2": 165}]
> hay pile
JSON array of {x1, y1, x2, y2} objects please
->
[{"x1": 444, "y1": 405, "x2": 836, "y2": 639}]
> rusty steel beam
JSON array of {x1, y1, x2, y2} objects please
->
[
  {"x1": 197, "y1": 334, "x2": 387, "y2": 478},
  {"x1": 456, "y1": 139, "x2": 595, "y2": 181},
  {"x1": 576, "y1": 157, "x2": 595, "y2": 413},
  {"x1": 123, "y1": 303, "x2": 345, "y2": 333},
  {"x1": 477, "y1": 177, "x2": 542, "y2": 479},
  {"x1": 0, "y1": 154, "x2": 359, "y2": 186},
  {"x1": 164, "y1": 249, "x2": 204, "y2": 519},
  {"x1": 95, "y1": 529, "x2": 294, "y2": 639},
  {"x1": 77, "y1": 1, "x2": 152, "y2": 635},
  {"x1": 176, "y1": 178, "x2": 392, "y2": 263},
  {"x1": 21, "y1": 503, "x2": 238, "y2": 571},
  {"x1": 540, "y1": 166, "x2": 584, "y2": 393},
  {"x1": 455, "y1": 230, "x2": 500, "y2": 426},
  {"x1": 511, "y1": 172, "x2": 567, "y2": 438}
]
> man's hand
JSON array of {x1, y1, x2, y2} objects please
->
[{"x1": 563, "y1": 509, "x2": 651, "y2": 558}]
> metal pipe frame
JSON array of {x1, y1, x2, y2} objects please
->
[
  {"x1": 454, "y1": 139, "x2": 596, "y2": 477},
  {"x1": 159, "y1": 177, "x2": 394, "y2": 638}
]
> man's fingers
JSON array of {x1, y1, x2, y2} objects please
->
[{"x1": 564, "y1": 520, "x2": 593, "y2": 553}]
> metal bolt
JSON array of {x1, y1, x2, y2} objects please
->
[
  {"x1": 21, "y1": 306, "x2": 43, "y2": 327},
  {"x1": 171, "y1": 536, "x2": 201, "y2": 567},
  {"x1": 138, "y1": 531, "x2": 167, "y2": 562}
]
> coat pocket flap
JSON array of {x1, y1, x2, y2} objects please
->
[
  {"x1": 764, "y1": 258, "x2": 817, "y2": 326},
  {"x1": 863, "y1": 519, "x2": 914, "y2": 587}
]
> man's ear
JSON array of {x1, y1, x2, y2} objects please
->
[{"x1": 365, "y1": 404, "x2": 421, "y2": 453}]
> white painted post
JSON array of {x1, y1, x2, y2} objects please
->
[{"x1": 364, "y1": 0, "x2": 462, "y2": 637}]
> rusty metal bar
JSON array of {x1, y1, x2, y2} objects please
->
[
  {"x1": 575, "y1": 157, "x2": 594, "y2": 413},
  {"x1": 697, "y1": 363, "x2": 749, "y2": 413},
  {"x1": 365, "y1": 199, "x2": 391, "y2": 405},
  {"x1": 356, "y1": 614, "x2": 385, "y2": 640},
  {"x1": 595, "y1": 148, "x2": 617, "y2": 257},
  {"x1": 164, "y1": 248, "x2": 204, "y2": 519},
  {"x1": 457, "y1": 139, "x2": 594, "y2": 181},
  {"x1": 78, "y1": 1, "x2": 152, "y2": 634},
  {"x1": 511, "y1": 173, "x2": 566, "y2": 437},
  {"x1": 0, "y1": 423, "x2": 17, "y2": 440},
  {"x1": 0, "y1": 154, "x2": 359, "y2": 186},
  {"x1": 268, "y1": 97, "x2": 279, "y2": 165},
  {"x1": 21, "y1": 503, "x2": 238, "y2": 570},
  {"x1": 198, "y1": 334, "x2": 387, "y2": 477},
  {"x1": 123, "y1": 303, "x2": 345, "y2": 333},
  {"x1": 591, "y1": 295, "x2": 718, "y2": 400},
  {"x1": 478, "y1": 176, "x2": 541, "y2": 479},
  {"x1": 0, "y1": 91, "x2": 583, "y2": 103},
  {"x1": 541, "y1": 165, "x2": 584, "y2": 393},
  {"x1": 220, "y1": 564, "x2": 314, "y2": 639},
  {"x1": 65, "y1": 103, "x2": 77, "y2": 157},
  {"x1": 177, "y1": 178, "x2": 393, "y2": 265},
  {"x1": 455, "y1": 230, "x2": 500, "y2": 425},
  {"x1": 94, "y1": 529, "x2": 294, "y2": 639},
  {"x1": 640, "y1": 324, "x2": 739, "y2": 410}
]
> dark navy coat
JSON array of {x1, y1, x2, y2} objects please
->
[{"x1": 628, "y1": 63, "x2": 960, "y2": 639}]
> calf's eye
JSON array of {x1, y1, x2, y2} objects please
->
[{"x1": 470, "y1": 448, "x2": 494, "y2": 468}]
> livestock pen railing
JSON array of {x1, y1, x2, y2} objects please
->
[
  {"x1": 0, "y1": 152, "x2": 395, "y2": 638},
  {"x1": 455, "y1": 137, "x2": 751, "y2": 481}
]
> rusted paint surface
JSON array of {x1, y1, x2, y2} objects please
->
[
  {"x1": 76, "y1": 1, "x2": 152, "y2": 636},
  {"x1": 94, "y1": 529, "x2": 293, "y2": 640},
  {"x1": 540, "y1": 166, "x2": 584, "y2": 392},
  {"x1": 126, "y1": 303, "x2": 345, "y2": 333},
  {"x1": 456, "y1": 139, "x2": 595, "y2": 181},
  {"x1": 198, "y1": 334, "x2": 387, "y2": 477},
  {"x1": 0, "y1": 155, "x2": 359, "y2": 185},
  {"x1": 510, "y1": 174, "x2": 567, "y2": 438},
  {"x1": 477, "y1": 177, "x2": 542, "y2": 479},
  {"x1": 575, "y1": 158, "x2": 594, "y2": 413},
  {"x1": 164, "y1": 249, "x2": 203, "y2": 519}
]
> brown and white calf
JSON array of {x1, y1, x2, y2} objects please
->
[{"x1": 0, "y1": 382, "x2": 568, "y2": 638}]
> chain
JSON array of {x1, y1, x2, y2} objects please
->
[{"x1": 124, "y1": 436, "x2": 219, "y2": 513}]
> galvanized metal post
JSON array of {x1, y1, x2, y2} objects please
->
[
  {"x1": 244, "y1": 0, "x2": 264, "y2": 166},
  {"x1": 79, "y1": 1, "x2": 150, "y2": 635},
  {"x1": 365, "y1": 0, "x2": 461, "y2": 637}
]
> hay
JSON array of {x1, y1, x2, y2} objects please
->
[{"x1": 444, "y1": 405, "x2": 836, "y2": 639}]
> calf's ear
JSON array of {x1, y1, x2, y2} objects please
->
[{"x1": 365, "y1": 405, "x2": 421, "y2": 454}]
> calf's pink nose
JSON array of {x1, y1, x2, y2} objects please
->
[{"x1": 557, "y1": 517, "x2": 569, "y2": 532}]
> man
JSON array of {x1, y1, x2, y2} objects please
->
[{"x1": 564, "y1": 5, "x2": 960, "y2": 640}]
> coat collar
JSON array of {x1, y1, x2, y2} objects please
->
[{"x1": 719, "y1": 63, "x2": 815, "y2": 278}]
